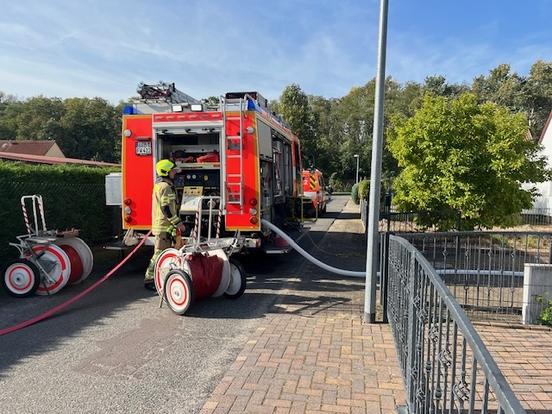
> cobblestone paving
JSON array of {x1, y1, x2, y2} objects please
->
[
  {"x1": 200, "y1": 201, "x2": 406, "y2": 413},
  {"x1": 476, "y1": 323, "x2": 552, "y2": 413}
]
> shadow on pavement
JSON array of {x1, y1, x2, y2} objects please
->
[{"x1": 0, "y1": 199, "x2": 362, "y2": 378}]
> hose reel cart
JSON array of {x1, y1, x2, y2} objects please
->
[
  {"x1": 154, "y1": 195, "x2": 247, "y2": 315},
  {"x1": 2, "y1": 195, "x2": 93, "y2": 297}
]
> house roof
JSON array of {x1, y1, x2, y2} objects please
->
[
  {"x1": 539, "y1": 110, "x2": 552, "y2": 144},
  {"x1": 0, "y1": 152, "x2": 120, "y2": 168},
  {"x1": 0, "y1": 140, "x2": 61, "y2": 156}
]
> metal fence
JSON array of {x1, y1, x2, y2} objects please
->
[
  {"x1": 368, "y1": 204, "x2": 552, "y2": 232},
  {"x1": 396, "y1": 232, "x2": 552, "y2": 323},
  {"x1": 520, "y1": 208, "x2": 552, "y2": 226},
  {"x1": 386, "y1": 235, "x2": 525, "y2": 413}
]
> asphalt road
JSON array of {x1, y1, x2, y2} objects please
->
[{"x1": 0, "y1": 196, "x2": 349, "y2": 414}]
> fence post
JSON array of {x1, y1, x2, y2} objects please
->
[
  {"x1": 406, "y1": 249, "x2": 418, "y2": 411},
  {"x1": 380, "y1": 231, "x2": 390, "y2": 323}
]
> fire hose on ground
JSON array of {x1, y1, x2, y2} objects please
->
[
  {"x1": 0, "y1": 232, "x2": 151, "y2": 337},
  {"x1": 1, "y1": 219, "x2": 367, "y2": 336},
  {"x1": 261, "y1": 219, "x2": 365, "y2": 278}
]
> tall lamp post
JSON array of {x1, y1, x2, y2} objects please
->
[
  {"x1": 354, "y1": 154, "x2": 360, "y2": 184},
  {"x1": 364, "y1": 0, "x2": 389, "y2": 324}
]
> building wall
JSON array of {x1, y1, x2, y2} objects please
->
[
  {"x1": 529, "y1": 112, "x2": 552, "y2": 212},
  {"x1": 45, "y1": 143, "x2": 65, "y2": 158}
]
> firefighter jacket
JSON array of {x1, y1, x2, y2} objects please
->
[{"x1": 152, "y1": 177, "x2": 181, "y2": 235}]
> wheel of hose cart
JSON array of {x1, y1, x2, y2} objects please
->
[
  {"x1": 55, "y1": 237, "x2": 93, "y2": 284},
  {"x1": 154, "y1": 248, "x2": 188, "y2": 296},
  {"x1": 224, "y1": 257, "x2": 246, "y2": 299},
  {"x1": 164, "y1": 269, "x2": 194, "y2": 315},
  {"x1": 2, "y1": 259, "x2": 41, "y2": 297},
  {"x1": 31, "y1": 244, "x2": 71, "y2": 295}
]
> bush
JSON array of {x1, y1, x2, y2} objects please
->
[
  {"x1": 358, "y1": 179, "x2": 370, "y2": 201},
  {"x1": 537, "y1": 297, "x2": 552, "y2": 326},
  {"x1": 0, "y1": 161, "x2": 119, "y2": 262},
  {"x1": 351, "y1": 183, "x2": 360, "y2": 204}
]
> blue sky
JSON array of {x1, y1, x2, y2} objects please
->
[{"x1": 0, "y1": 0, "x2": 551, "y2": 102}]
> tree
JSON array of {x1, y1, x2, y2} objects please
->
[
  {"x1": 388, "y1": 93, "x2": 550, "y2": 230},
  {"x1": 471, "y1": 61, "x2": 552, "y2": 138},
  {"x1": 14, "y1": 96, "x2": 65, "y2": 141},
  {"x1": 0, "y1": 91, "x2": 22, "y2": 139},
  {"x1": 278, "y1": 84, "x2": 317, "y2": 165},
  {"x1": 423, "y1": 75, "x2": 468, "y2": 98},
  {"x1": 60, "y1": 97, "x2": 121, "y2": 162},
  {"x1": 524, "y1": 60, "x2": 552, "y2": 138}
]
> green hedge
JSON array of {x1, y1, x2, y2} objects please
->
[
  {"x1": 358, "y1": 179, "x2": 370, "y2": 201},
  {"x1": 351, "y1": 183, "x2": 360, "y2": 205},
  {"x1": 0, "y1": 161, "x2": 119, "y2": 262}
]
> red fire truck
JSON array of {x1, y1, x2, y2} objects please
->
[
  {"x1": 301, "y1": 169, "x2": 329, "y2": 216},
  {"x1": 119, "y1": 83, "x2": 303, "y2": 251}
]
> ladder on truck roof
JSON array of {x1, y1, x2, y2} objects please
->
[{"x1": 221, "y1": 95, "x2": 246, "y2": 214}]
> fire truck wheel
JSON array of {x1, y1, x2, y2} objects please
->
[
  {"x1": 164, "y1": 269, "x2": 194, "y2": 315},
  {"x1": 224, "y1": 258, "x2": 246, "y2": 299},
  {"x1": 321, "y1": 203, "x2": 327, "y2": 214},
  {"x1": 2, "y1": 259, "x2": 41, "y2": 298}
]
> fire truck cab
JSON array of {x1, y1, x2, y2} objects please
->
[
  {"x1": 120, "y1": 83, "x2": 302, "y2": 251},
  {"x1": 302, "y1": 169, "x2": 329, "y2": 216}
]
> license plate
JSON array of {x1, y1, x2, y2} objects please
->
[{"x1": 135, "y1": 141, "x2": 152, "y2": 156}]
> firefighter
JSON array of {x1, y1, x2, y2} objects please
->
[{"x1": 144, "y1": 159, "x2": 186, "y2": 290}]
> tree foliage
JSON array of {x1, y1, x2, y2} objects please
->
[
  {"x1": 388, "y1": 93, "x2": 550, "y2": 230},
  {"x1": 0, "y1": 96, "x2": 122, "y2": 162},
  {"x1": 277, "y1": 84, "x2": 317, "y2": 166},
  {"x1": 472, "y1": 61, "x2": 552, "y2": 138},
  {"x1": 0, "y1": 58, "x2": 550, "y2": 178}
]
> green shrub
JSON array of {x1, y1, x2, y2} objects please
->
[
  {"x1": 358, "y1": 179, "x2": 370, "y2": 201},
  {"x1": 351, "y1": 183, "x2": 360, "y2": 204},
  {"x1": 0, "y1": 161, "x2": 119, "y2": 262},
  {"x1": 537, "y1": 296, "x2": 552, "y2": 326}
]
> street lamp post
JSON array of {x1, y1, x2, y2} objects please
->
[
  {"x1": 364, "y1": 0, "x2": 389, "y2": 324},
  {"x1": 354, "y1": 154, "x2": 359, "y2": 184}
]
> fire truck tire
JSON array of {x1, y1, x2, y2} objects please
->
[
  {"x1": 55, "y1": 237, "x2": 94, "y2": 284},
  {"x1": 2, "y1": 259, "x2": 41, "y2": 298},
  {"x1": 32, "y1": 244, "x2": 71, "y2": 295},
  {"x1": 164, "y1": 269, "x2": 194, "y2": 315},
  {"x1": 321, "y1": 203, "x2": 327, "y2": 215},
  {"x1": 224, "y1": 258, "x2": 246, "y2": 299},
  {"x1": 154, "y1": 248, "x2": 183, "y2": 295},
  {"x1": 208, "y1": 249, "x2": 231, "y2": 298}
]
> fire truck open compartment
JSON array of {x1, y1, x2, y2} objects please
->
[{"x1": 154, "y1": 128, "x2": 223, "y2": 199}]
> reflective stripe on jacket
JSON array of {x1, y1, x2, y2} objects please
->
[{"x1": 152, "y1": 178, "x2": 181, "y2": 235}]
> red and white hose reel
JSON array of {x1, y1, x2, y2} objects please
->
[
  {"x1": 2, "y1": 195, "x2": 94, "y2": 297},
  {"x1": 154, "y1": 245, "x2": 246, "y2": 315}
]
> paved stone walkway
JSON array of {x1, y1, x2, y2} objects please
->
[
  {"x1": 200, "y1": 201, "x2": 406, "y2": 413},
  {"x1": 476, "y1": 323, "x2": 552, "y2": 413}
]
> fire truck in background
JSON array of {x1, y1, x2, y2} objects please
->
[
  {"x1": 116, "y1": 83, "x2": 303, "y2": 252},
  {"x1": 302, "y1": 169, "x2": 330, "y2": 216}
]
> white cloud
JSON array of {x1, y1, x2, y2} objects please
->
[{"x1": 0, "y1": 0, "x2": 549, "y2": 103}]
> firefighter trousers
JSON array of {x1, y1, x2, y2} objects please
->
[{"x1": 145, "y1": 232, "x2": 173, "y2": 282}]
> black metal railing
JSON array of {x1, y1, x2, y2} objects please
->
[
  {"x1": 397, "y1": 232, "x2": 552, "y2": 323},
  {"x1": 386, "y1": 235, "x2": 525, "y2": 413},
  {"x1": 520, "y1": 208, "x2": 552, "y2": 226}
]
